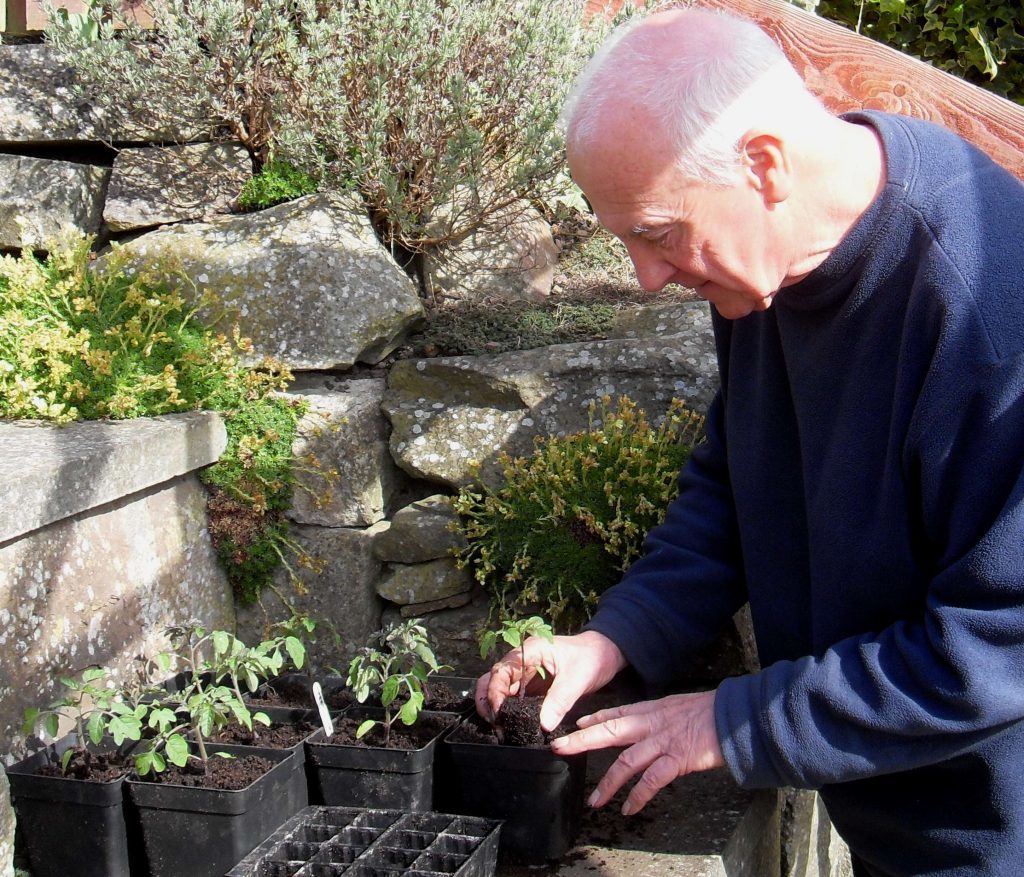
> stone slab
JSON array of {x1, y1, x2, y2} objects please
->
[
  {"x1": 0, "y1": 412, "x2": 226, "y2": 544},
  {"x1": 0, "y1": 473, "x2": 234, "y2": 759}
]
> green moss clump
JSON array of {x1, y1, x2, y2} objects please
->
[
  {"x1": 454, "y1": 395, "x2": 705, "y2": 632},
  {"x1": 237, "y1": 160, "x2": 319, "y2": 212}
]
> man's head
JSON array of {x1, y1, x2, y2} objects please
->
[{"x1": 561, "y1": 8, "x2": 869, "y2": 319}]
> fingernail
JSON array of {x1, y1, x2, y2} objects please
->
[
  {"x1": 621, "y1": 801, "x2": 634, "y2": 816},
  {"x1": 587, "y1": 790, "x2": 600, "y2": 808},
  {"x1": 550, "y1": 736, "x2": 565, "y2": 751}
]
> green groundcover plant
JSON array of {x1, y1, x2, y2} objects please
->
[
  {"x1": 455, "y1": 395, "x2": 705, "y2": 632},
  {"x1": 0, "y1": 232, "x2": 328, "y2": 603}
]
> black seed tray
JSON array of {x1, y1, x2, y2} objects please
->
[{"x1": 226, "y1": 807, "x2": 501, "y2": 877}]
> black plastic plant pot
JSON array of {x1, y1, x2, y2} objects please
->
[
  {"x1": 125, "y1": 743, "x2": 298, "y2": 877},
  {"x1": 305, "y1": 709, "x2": 457, "y2": 811},
  {"x1": 6, "y1": 734, "x2": 137, "y2": 877},
  {"x1": 208, "y1": 706, "x2": 322, "y2": 815},
  {"x1": 438, "y1": 733, "x2": 587, "y2": 865},
  {"x1": 226, "y1": 805, "x2": 502, "y2": 877}
]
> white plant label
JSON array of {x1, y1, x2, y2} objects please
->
[{"x1": 312, "y1": 682, "x2": 334, "y2": 737}]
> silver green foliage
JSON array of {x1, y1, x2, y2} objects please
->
[{"x1": 48, "y1": 0, "x2": 624, "y2": 251}]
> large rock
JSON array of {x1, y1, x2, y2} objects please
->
[
  {"x1": 0, "y1": 44, "x2": 196, "y2": 145},
  {"x1": 285, "y1": 375, "x2": 406, "y2": 527},
  {"x1": 105, "y1": 193, "x2": 424, "y2": 370},
  {"x1": 104, "y1": 143, "x2": 251, "y2": 232},
  {"x1": 376, "y1": 557, "x2": 473, "y2": 606},
  {"x1": 373, "y1": 495, "x2": 466, "y2": 563},
  {"x1": 424, "y1": 198, "x2": 557, "y2": 302},
  {"x1": 0, "y1": 154, "x2": 108, "y2": 250},
  {"x1": 234, "y1": 521, "x2": 387, "y2": 659},
  {"x1": 382, "y1": 303, "x2": 718, "y2": 487},
  {"x1": 781, "y1": 790, "x2": 854, "y2": 877}
]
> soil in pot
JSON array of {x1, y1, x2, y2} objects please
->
[
  {"x1": 35, "y1": 746, "x2": 130, "y2": 782},
  {"x1": 141, "y1": 754, "x2": 275, "y2": 790},
  {"x1": 451, "y1": 696, "x2": 573, "y2": 747},
  {"x1": 247, "y1": 673, "x2": 348, "y2": 710},
  {"x1": 322, "y1": 713, "x2": 452, "y2": 749},
  {"x1": 208, "y1": 717, "x2": 318, "y2": 749}
]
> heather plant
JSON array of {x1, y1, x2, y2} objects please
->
[{"x1": 454, "y1": 395, "x2": 705, "y2": 631}]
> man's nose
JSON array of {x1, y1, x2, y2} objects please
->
[{"x1": 628, "y1": 250, "x2": 677, "y2": 293}]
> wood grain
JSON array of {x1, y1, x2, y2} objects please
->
[{"x1": 587, "y1": 0, "x2": 1024, "y2": 182}]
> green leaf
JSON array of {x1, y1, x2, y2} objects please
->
[
  {"x1": 479, "y1": 631, "x2": 497, "y2": 660},
  {"x1": 81, "y1": 667, "x2": 107, "y2": 684},
  {"x1": 381, "y1": 675, "x2": 400, "y2": 706},
  {"x1": 87, "y1": 710, "x2": 105, "y2": 745},
  {"x1": 398, "y1": 695, "x2": 422, "y2": 726},
  {"x1": 60, "y1": 748, "x2": 74, "y2": 774},
  {"x1": 243, "y1": 669, "x2": 260, "y2": 693},
  {"x1": 285, "y1": 636, "x2": 305, "y2": 669},
  {"x1": 356, "y1": 719, "x2": 377, "y2": 739},
  {"x1": 212, "y1": 630, "x2": 231, "y2": 657},
  {"x1": 253, "y1": 711, "x2": 271, "y2": 727},
  {"x1": 165, "y1": 734, "x2": 190, "y2": 767},
  {"x1": 22, "y1": 708, "x2": 40, "y2": 737},
  {"x1": 108, "y1": 715, "x2": 142, "y2": 745},
  {"x1": 969, "y1": 26, "x2": 999, "y2": 78},
  {"x1": 43, "y1": 713, "x2": 60, "y2": 739}
]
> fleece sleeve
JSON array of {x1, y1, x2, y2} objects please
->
[
  {"x1": 585, "y1": 388, "x2": 749, "y2": 686},
  {"x1": 716, "y1": 347, "x2": 1024, "y2": 789}
]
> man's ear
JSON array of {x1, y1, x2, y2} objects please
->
[{"x1": 740, "y1": 131, "x2": 791, "y2": 204}]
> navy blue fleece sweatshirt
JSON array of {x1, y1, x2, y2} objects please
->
[{"x1": 586, "y1": 111, "x2": 1024, "y2": 876}]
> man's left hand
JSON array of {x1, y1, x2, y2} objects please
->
[{"x1": 550, "y1": 690, "x2": 724, "y2": 815}]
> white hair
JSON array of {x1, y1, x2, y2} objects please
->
[{"x1": 562, "y1": 8, "x2": 825, "y2": 186}]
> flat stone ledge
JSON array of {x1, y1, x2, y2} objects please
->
[{"x1": 0, "y1": 412, "x2": 226, "y2": 544}]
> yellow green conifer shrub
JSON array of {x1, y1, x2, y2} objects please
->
[{"x1": 454, "y1": 395, "x2": 705, "y2": 632}]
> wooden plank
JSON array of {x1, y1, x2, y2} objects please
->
[{"x1": 694, "y1": 0, "x2": 1024, "y2": 182}]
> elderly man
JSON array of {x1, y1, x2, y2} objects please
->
[{"x1": 478, "y1": 7, "x2": 1024, "y2": 877}]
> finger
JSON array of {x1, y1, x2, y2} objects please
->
[
  {"x1": 486, "y1": 661, "x2": 521, "y2": 719},
  {"x1": 539, "y1": 672, "x2": 582, "y2": 732},
  {"x1": 585, "y1": 737, "x2": 662, "y2": 809},
  {"x1": 475, "y1": 673, "x2": 493, "y2": 721},
  {"x1": 621, "y1": 754, "x2": 680, "y2": 816},
  {"x1": 575, "y1": 700, "x2": 662, "y2": 729},
  {"x1": 551, "y1": 712, "x2": 651, "y2": 755}
]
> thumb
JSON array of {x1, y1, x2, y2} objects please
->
[{"x1": 539, "y1": 673, "x2": 582, "y2": 733}]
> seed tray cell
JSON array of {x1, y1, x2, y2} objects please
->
[
  {"x1": 227, "y1": 808, "x2": 501, "y2": 877},
  {"x1": 429, "y1": 836, "x2": 478, "y2": 857},
  {"x1": 384, "y1": 830, "x2": 435, "y2": 850},
  {"x1": 257, "y1": 864, "x2": 303, "y2": 877},
  {"x1": 371, "y1": 848, "x2": 421, "y2": 868},
  {"x1": 412, "y1": 852, "x2": 468, "y2": 874}
]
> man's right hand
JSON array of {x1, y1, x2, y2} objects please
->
[{"x1": 476, "y1": 629, "x2": 628, "y2": 732}]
